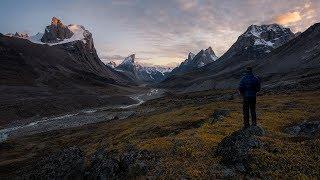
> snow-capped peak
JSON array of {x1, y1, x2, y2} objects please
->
[
  {"x1": 115, "y1": 54, "x2": 172, "y2": 82},
  {"x1": 25, "y1": 17, "x2": 93, "y2": 48},
  {"x1": 244, "y1": 24, "x2": 287, "y2": 38},
  {"x1": 242, "y1": 24, "x2": 294, "y2": 48},
  {"x1": 120, "y1": 54, "x2": 135, "y2": 66},
  {"x1": 222, "y1": 24, "x2": 295, "y2": 60},
  {"x1": 179, "y1": 47, "x2": 217, "y2": 68},
  {"x1": 5, "y1": 32, "x2": 29, "y2": 39}
]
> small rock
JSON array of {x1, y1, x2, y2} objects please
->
[{"x1": 210, "y1": 109, "x2": 230, "y2": 123}]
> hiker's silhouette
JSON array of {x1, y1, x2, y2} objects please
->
[{"x1": 238, "y1": 67, "x2": 261, "y2": 128}]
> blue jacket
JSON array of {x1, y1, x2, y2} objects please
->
[{"x1": 239, "y1": 72, "x2": 261, "y2": 98}]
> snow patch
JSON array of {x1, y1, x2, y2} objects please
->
[{"x1": 254, "y1": 39, "x2": 274, "y2": 47}]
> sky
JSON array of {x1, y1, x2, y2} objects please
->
[{"x1": 1, "y1": 0, "x2": 319, "y2": 67}]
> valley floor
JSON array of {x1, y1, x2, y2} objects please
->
[{"x1": 1, "y1": 89, "x2": 320, "y2": 178}]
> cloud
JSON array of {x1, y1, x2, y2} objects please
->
[
  {"x1": 4, "y1": 0, "x2": 318, "y2": 66},
  {"x1": 175, "y1": 0, "x2": 199, "y2": 11},
  {"x1": 273, "y1": 11, "x2": 302, "y2": 25},
  {"x1": 66, "y1": 0, "x2": 320, "y2": 66}
]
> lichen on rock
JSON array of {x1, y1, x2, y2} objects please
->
[{"x1": 215, "y1": 125, "x2": 265, "y2": 175}]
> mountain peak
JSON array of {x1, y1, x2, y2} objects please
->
[
  {"x1": 117, "y1": 54, "x2": 136, "y2": 71},
  {"x1": 41, "y1": 17, "x2": 74, "y2": 43},
  {"x1": 169, "y1": 47, "x2": 218, "y2": 76},
  {"x1": 205, "y1": 46, "x2": 216, "y2": 57},
  {"x1": 222, "y1": 23, "x2": 295, "y2": 60},
  {"x1": 51, "y1": 17, "x2": 63, "y2": 26},
  {"x1": 188, "y1": 52, "x2": 195, "y2": 60},
  {"x1": 123, "y1": 54, "x2": 135, "y2": 64},
  {"x1": 241, "y1": 24, "x2": 293, "y2": 39}
]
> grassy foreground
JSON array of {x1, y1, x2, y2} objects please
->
[{"x1": 1, "y1": 90, "x2": 320, "y2": 178}]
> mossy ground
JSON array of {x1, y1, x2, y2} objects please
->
[{"x1": 1, "y1": 90, "x2": 320, "y2": 178}]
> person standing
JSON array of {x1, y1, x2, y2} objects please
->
[{"x1": 238, "y1": 67, "x2": 261, "y2": 128}]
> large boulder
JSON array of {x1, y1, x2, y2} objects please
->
[
  {"x1": 41, "y1": 17, "x2": 74, "y2": 43},
  {"x1": 86, "y1": 146, "x2": 149, "y2": 178},
  {"x1": 216, "y1": 126, "x2": 265, "y2": 167}
]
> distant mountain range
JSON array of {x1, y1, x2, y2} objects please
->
[
  {"x1": 168, "y1": 47, "x2": 218, "y2": 76},
  {"x1": 159, "y1": 23, "x2": 320, "y2": 92},
  {"x1": 109, "y1": 54, "x2": 172, "y2": 83}
]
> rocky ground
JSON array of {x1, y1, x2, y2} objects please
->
[{"x1": 1, "y1": 89, "x2": 320, "y2": 178}]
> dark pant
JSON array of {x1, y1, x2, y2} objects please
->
[{"x1": 243, "y1": 97, "x2": 257, "y2": 127}]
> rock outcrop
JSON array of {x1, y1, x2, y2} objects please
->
[
  {"x1": 285, "y1": 120, "x2": 320, "y2": 137},
  {"x1": 24, "y1": 146, "x2": 150, "y2": 179},
  {"x1": 41, "y1": 17, "x2": 74, "y2": 43},
  {"x1": 28, "y1": 147, "x2": 85, "y2": 178},
  {"x1": 216, "y1": 126, "x2": 265, "y2": 175},
  {"x1": 209, "y1": 109, "x2": 230, "y2": 123}
]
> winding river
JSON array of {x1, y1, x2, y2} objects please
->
[{"x1": 0, "y1": 89, "x2": 164, "y2": 140}]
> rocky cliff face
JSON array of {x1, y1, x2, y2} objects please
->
[{"x1": 41, "y1": 17, "x2": 74, "y2": 43}]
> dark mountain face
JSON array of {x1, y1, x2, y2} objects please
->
[
  {"x1": 159, "y1": 23, "x2": 319, "y2": 92},
  {"x1": 169, "y1": 47, "x2": 218, "y2": 76}
]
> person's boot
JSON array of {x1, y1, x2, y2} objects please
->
[
  {"x1": 252, "y1": 118, "x2": 257, "y2": 126},
  {"x1": 243, "y1": 123, "x2": 250, "y2": 129}
]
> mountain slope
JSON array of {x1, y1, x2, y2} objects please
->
[{"x1": 0, "y1": 18, "x2": 140, "y2": 126}]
